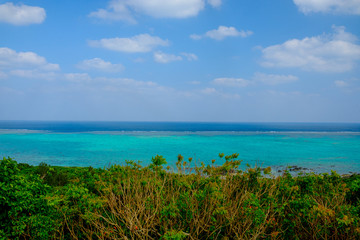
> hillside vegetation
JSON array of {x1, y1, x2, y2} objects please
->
[{"x1": 1, "y1": 155, "x2": 360, "y2": 239}]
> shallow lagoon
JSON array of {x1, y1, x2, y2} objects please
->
[{"x1": 1, "y1": 127, "x2": 359, "y2": 174}]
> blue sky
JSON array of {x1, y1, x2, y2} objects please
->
[{"x1": 0, "y1": 0, "x2": 360, "y2": 122}]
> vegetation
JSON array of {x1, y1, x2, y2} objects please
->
[{"x1": 1, "y1": 155, "x2": 360, "y2": 239}]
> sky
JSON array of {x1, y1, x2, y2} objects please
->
[{"x1": 0, "y1": 0, "x2": 360, "y2": 122}]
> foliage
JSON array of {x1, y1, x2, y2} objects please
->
[
  {"x1": 0, "y1": 157, "x2": 59, "y2": 239},
  {"x1": 1, "y1": 155, "x2": 360, "y2": 239},
  {"x1": 149, "y1": 154, "x2": 167, "y2": 172}
]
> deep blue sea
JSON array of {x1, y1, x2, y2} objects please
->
[{"x1": 1, "y1": 121, "x2": 360, "y2": 174}]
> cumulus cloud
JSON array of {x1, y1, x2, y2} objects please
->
[
  {"x1": 153, "y1": 52, "x2": 182, "y2": 63},
  {"x1": 0, "y1": 47, "x2": 60, "y2": 72},
  {"x1": 0, "y1": 48, "x2": 59, "y2": 80},
  {"x1": 77, "y1": 58, "x2": 124, "y2": 72},
  {"x1": 261, "y1": 26, "x2": 360, "y2": 72},
  {"x1": 191, "y1": 26, "x2": 253, "y2": 41},
  {"x1": 89, "y1": 34, "x2": 169, "y2": 53},
  {"x1": 253, "y1": 73, "x2": 298, "y2": 85},
  {"x1": 212, "y1": 77, "x2": 251, "y2": 87},
  {"x1": 0, "y1": 2, "x2": 46, "y2": 25},
  {"x1": 294, "y1": 0, "x2": 360, "y2": 15},
  {"x1": 89, "y1": 1, "x2": 135, "y2": 23},
  {"x1": 122, "y1": 0, "x2": 204, "y2": 18},
  {"x1": 89, "y1": 0, "x2": 221, "y2": 22}
]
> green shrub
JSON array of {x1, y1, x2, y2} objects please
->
[
  {"x1": 149, "y1": 154, "x2": 167, "y2": 171},
  {"x1": 2, "y1": 155, "x2": 360, "y2": 239},
  {"x1": 0, "y1": 157, "x2": 59, "y2": 239},
  {"x1": 162, "y1": 230, "x2": 188, "y2": 240}
]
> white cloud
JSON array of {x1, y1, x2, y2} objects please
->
[
  {"x1": 0, "y1": 2, "x2": 46, "y2": 25},
  {"x1": 253, "y1": 73, "x2": 298, "y2": 85},
  {"x1": 206, "y1": 26, "x2": 252, "y2": 40},
  {"x1": 181, "y1": 52, "x2": 198, "y2": 61},
  {"x1": 0, "y1": 48, "x2": 59, "y2": 80},
  {"x1": 154, "y1": 52, "x2": 182, "y2": 63},
  {"x1": 191, "y1": 26, "x2": 253, "y2": 41},
  {"x1": 10, "y1": 69, "x2": 57, "y2": 80},
  {"x1": 213, "y1": 77, "x2": 251, "y2": 87},
  {"x1": 0, "y1": 47, "x2": 59, "y2": 71},
  {"x1": 294, "y1": 0, "x2": 360, "y2": 15},
  {"x1": 0, "y1": 48, "x2": 62, "y2": 81},
  {"x1": 103, "y1": 77, "x2": 158, "y2": 88},
  {"x1": 334, "y1": 80, "x2": 349, "y2": 87},
  {"x1": 89, "y1": 1, "x2": 135, "y2": 23},
  {"x1": 89, "y1": 0, "x2": 221, "y2": 22},
  {"x1": 153, "y1": 52, "x2": 198, "y2": 63},
  {"x1": 77, "y1": 58, "x2": 124, "y2": 72},
  {"x1": 212, "y1": 73, "x2": 298, "y2": 88},
  {"x1": 89, "y1": 34, "x2": 169, "y2": 53},
  {"x1": 125, "y1": 0, "x2": 205, "y2": 18},
  {"x1": 63, "y1": 75, "x2": 160, "y2": 92},
  {"x1": 64, "y1": 73, "x2": 92, "y2": 82},
  {"x1": 207, "y1": 0, "x2": 222, "y2": 8},
  {"x1": 200, "y1": 87, "x2": 241, "y2": 99},
  {"x1": 261, "y1": 26, "x2": 360, "y2": 72}
]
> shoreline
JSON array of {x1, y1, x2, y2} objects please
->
[{"x1": 15, "y1": 159, "x2": 360, "y2": 178}]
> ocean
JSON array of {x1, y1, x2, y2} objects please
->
[{"x1": 0, "y1": 121, "x2": 360, "y2": 174}]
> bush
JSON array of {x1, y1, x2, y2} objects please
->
[
  {"x1": 0, "y1": 157, "x2": 59, "y2": 239},
  {"x1": 1, "y1": 155, "x2": 360, "y2": 239}
]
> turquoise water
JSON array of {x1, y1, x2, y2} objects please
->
[{"x1": 1, "y1": 130, "x2": 359, "y2": 174}]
